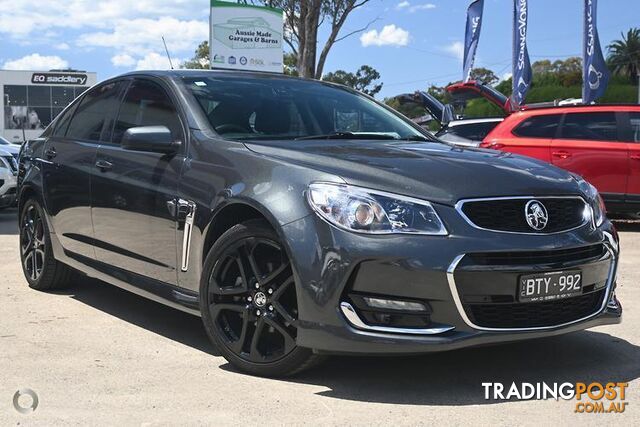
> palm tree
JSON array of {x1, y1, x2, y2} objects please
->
[{"x1": 607, "y1": 28, "x2": 640, "y2": 85}]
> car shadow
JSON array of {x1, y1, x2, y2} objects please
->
[
  {"x1": 57, "y1": 276, "x2": 219, "y2": 356},
  {"x1": 219, "y1": 330, "x2": 640, "y2": 406},
  {"x1": 0, "y1": 207, "x2": 18, "y2": 235},
  {"x1": 57, "y1": 274, "x2": 639, "y2": 406}
]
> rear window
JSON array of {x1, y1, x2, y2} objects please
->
[
  {"x1": 513, "y1": 114, "x2": 561, "y2": 138},
  {"x1": 560, "y1": 112, "x2": 618, "y2": 142}
]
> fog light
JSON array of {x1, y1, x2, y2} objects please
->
[{"x1": 362, "y1": 297, "x2": 427, "y2": 313}]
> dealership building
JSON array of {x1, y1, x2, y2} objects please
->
[{"x1": 1, "y1": 70, "x2": 97, "y2": 143}]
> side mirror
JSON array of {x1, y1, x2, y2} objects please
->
[{"x1": 121, "y1": 126, "x2": 180, "y2": 154}]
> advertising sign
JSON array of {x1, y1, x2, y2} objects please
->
[
  {"x1": 511, "y1": 0, "x2": 532, "y2": 107},
  {"x1": 210, "y1": 1, "x2": 284, "y2": 73},
  {"x1": 583, "y1": 0, "x2": 610, "y2": 104},
  {"x1": 463, "y1": 0, "x2": 484, "y2": 82},
  {"x1": 31, "y1": 72, "x2": 88, "y2": 85}
]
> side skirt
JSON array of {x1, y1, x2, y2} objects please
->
[{"x1": 49, "y1": 231, "x2": 201, "y2": 316}]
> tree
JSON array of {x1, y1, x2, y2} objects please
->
[
  {"x1": 469, "y1": 67, "x2": 498, "y2": 86},
  {"x1": 182, "y1": 41, "x2": 210, "y2": 69},
  {"x1": 283, "y1": 52, "x2": 298, "y2": 76},
  {"x1": 243, "y1": 0, "x2": 373, "y2": 78},
  {"x1": 323, "y1": 65, "x2": 383, "y2": 96},
  {"x1": 532, "y1": 60, "x2": 553, "y2": 75},
  {"x1": 384, "y1": 96, "x2": 427, "y2": 120},
  {"x1": 607, "y1": 28, "x2": 640, "y2": 84}
]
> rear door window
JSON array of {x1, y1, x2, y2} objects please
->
[
  {"x1": 512, "y1": 114, "x2": 562, "y2": 138},
  {"x1": 559, "y1": 112, "x2": 619, "y2": 142},
  {"x1": 65, "y1": 82, "x2": 123, "y2": 142}
]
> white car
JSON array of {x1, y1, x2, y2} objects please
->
[
  {"x1": 397, "y1": 83, "x2": 508, "y2": 148},
  {"x1": 435, "y1": 117, "x2": 504, "y2": 147},
  {"x1": 0, "y1": 147, "x2": 18, "y2": 209},
  {"x1": 0, "y1": 136, "x2": 21, "y2": 156}
]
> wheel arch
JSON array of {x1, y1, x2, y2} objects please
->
[
  {"x1": 200, "y1": 199, "x2": 294, "y2": 266},
  {"x1": 18, "y1": 184, "x2": 41, "y2": 213}
]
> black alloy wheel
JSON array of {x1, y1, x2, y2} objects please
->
[
  {"x1": 19, "y1": 199, "x2": 76, "y2": 290},
  {"x1": 21, "y1": 203, "x2": 46, "y2": 282},
  {"x1": 200, "y1": 219, "x2": 322, "y2": 376}
]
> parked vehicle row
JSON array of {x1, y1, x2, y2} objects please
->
[
  {"x1": 0, "y1": 138, "x2": 19, "y2": 209},
  {"x1": 18, "y1": 70, "x2": 621, "y2": 377}
]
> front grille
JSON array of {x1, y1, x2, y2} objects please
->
[
  {"x1": 467, "y1": 290, "x2": 605, "y2": 328},
  {"x1": 466, "y1": 244, "x2": 606, "y2": 267},
  {"x1": 460, "y1": 197, "x2": 587, "y2": 233}
]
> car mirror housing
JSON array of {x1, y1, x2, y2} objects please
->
[{"x1": 121, "y1": 126, "x2": 180, "y2": 154}]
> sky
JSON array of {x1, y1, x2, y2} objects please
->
[{"x1": 0, "y1": 0, "x2": 638, "y2": 99}]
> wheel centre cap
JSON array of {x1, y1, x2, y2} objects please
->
[{"x1": 253, "y1": 291, "x2": 267, "y2": 308}]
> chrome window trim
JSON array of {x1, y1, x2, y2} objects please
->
[
  {"x1": 455, "y1": 195, "x2": 592, "y2": 235},
  {"x1": 446, "y1": 236, "x2": 617, "y2": 332},
  {"x1": 339, "y1": 302, "x2": 455, "y2": 335}
]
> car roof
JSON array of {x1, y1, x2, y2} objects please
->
[
  {"x1": 517, "y1": 104, "x2": 640, "y2": 115},
  {"x1": 117, "y1": 69, "x2": 318, "y2": 84}
]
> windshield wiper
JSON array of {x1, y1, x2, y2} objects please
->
[
  {"x1": 401, "y1": 135, "x2": 433, "y2": 142},
  {"x1": 295, "y1": 132, "x2": 400, "y2": 141}
]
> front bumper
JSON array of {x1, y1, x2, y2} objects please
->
[{"x1": 282, "y1": 206, "x2": 621, "y2": 355}]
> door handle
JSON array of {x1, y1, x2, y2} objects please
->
[
  {"x1": 552, "y1": 151, "x2": 572, "y2": 159},
  {"x1": 44, "y1": 147, "x2": 56, "y2": 159},
  {"x1": 630, "y1": 154, "x2": 640, "y2": 161},
  {"x1": 95, "y1": 160, "x2": 113, "y2": 172}
]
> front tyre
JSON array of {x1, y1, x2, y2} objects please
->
[
  {"x1": 200, "y1": 219, "x2": 322, "y2": 377},
  {"x1": 19, "y1": 198, "x2": 77, "y2": 290}
]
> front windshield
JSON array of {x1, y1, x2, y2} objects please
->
[{"x1": 182, "y1": 75, "x2": 431, "y2": 142}]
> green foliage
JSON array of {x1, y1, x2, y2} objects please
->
[
  {"x1": 384, "y1": 96, "x2": 427, "y2": 119},
  {"x1": 323, "y1": 65, "x2": 383, "y2": 97},
  {"x1": 469, "y1": 67, "x2": 499, "y2": 85},
  {"x1": 182, "y1": 41, "x2": 210, "y2": 69},
  {"x1": 283, "y1": 52, "x2": 298, "y2": 76},
  {"x1": 607, "y1": 27, "x2": 640, "y2": 84}
]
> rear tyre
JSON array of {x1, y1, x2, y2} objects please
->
[
  {"x1": 19, "y1": 198, "x2": 77, "y2": 290},
  {"x1": 200, "y1": 219, "x2": 323, "y2": 377}
]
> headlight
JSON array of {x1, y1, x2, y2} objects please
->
[
  {"x1": 591, "y1": 191, "x2": 606, "y2": 227},
  {"x1": 575, "y1": 176, "x2": 606, "y2": 227},
  {"x1": 307, "y1": 182, "x2": 448, "y2": 235}
]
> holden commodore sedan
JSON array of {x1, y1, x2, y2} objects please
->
[{"x1": 17, "y1": 70, "x2": 621, "y2": 377}]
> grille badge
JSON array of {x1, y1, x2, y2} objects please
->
[{"x1": 525, "y1": 200, "x2": 549, "y2": 231}]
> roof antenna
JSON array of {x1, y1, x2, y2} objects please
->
[{"x1": 162, "y1": 36, "x2": 175, "y2": 70}]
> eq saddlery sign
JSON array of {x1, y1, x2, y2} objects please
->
[{"x1": 210, "y1": 0, "x2": 284, "y2": 73}]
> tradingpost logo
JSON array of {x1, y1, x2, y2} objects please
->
[{"x1": 482, "y1": 382, "x2": 628, "y2": 413}]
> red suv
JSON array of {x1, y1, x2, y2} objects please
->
[{"x1": 481, "y1": 105, "x2": 640, "y2": 216}]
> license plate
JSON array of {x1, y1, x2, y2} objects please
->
[{"x1": 518, "y1": 271, "x2": 582, "y2": 303}]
